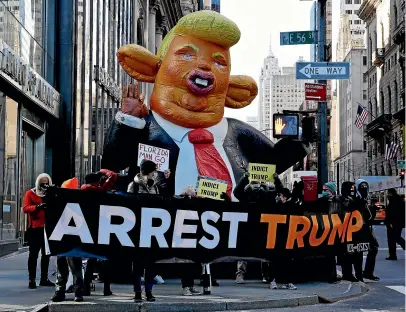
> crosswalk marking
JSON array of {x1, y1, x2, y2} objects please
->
[{"x1": 386, "y1": 286, "x2": 406, "y2": 295}]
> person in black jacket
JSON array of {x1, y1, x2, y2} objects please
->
[
  {"x1": 385, "y1": 188, "x2": 405, "y2": 260},
  {"x1": 355, "y1": 179, "x2": 379, "y2": 281},
  {"x1": 339, "y1": 181, "x2": 364, "y2": 282}
]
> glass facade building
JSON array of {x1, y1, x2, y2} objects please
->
[{"x1": 0, "y1": 0, "x2": 60, "y2": 254}]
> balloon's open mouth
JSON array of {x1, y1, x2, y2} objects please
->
[{"x1": 187, "y1": 70, "x2": 215, "y2": 95}]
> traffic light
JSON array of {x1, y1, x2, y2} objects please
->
[
  {"x1": 302, "y1": 116, "x2": 316, "y2": 142},
  {"x1": 400, "y1": 169, "x2": 405, "y2": 181}
]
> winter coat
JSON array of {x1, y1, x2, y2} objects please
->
[
  {"x1": 23, "y1": 173, "x2": 52, "y2": 229},
  {"x1": 127, "y1": 174, "x2": 160, "y2": 194}
]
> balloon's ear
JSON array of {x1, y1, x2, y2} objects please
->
[
  {"x1": 117, "y1": 44, "x2": 160, "y2": 83},
  {"x1": 225, "y1": 75, "x2": 258, "y2": 109}
]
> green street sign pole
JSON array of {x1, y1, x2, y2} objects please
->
[{"x1": 280, "y1": 31, "x2": 317, "y2": 46}]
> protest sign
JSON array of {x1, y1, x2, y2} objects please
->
[
  {"x1": 137, "y1": 143, "x2": 170, "y2": 171},
  {"x1": 249, "y1": 163, "x2": 276, "y2": 182},
  {"x1": 44, "y1": 189, "x2": 370, "y2": 263},
  {"x1": 197, "y1": 176, "x2": 228, "y2": 200}
]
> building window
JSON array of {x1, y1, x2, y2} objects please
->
[
  {"x1": 354, "y1": 0, "x2": 361, "y2": 3},
  {"x1": 363, "y1": 56, "x2": 367, "y2": 66},
  {"x1": 354, "y1": 20, "x2": 361, "y2": 24},
  {"x1": 380, "y1": 91, "x2": 384, "y2": 115},
  {"x1": 345, "y1": 0, "x2": 352, "y2": 4},
  {"x1": 363, "y1": 90, "x2": 367, "y2": 100},
  {"x1": 345, "y1": 10, "x2": 352, "y2": 14}
]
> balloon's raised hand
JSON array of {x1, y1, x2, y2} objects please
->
[{"x1": 121, "y1": 82, "x2": 149, "y2": 118}]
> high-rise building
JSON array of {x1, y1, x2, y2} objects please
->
[
  {"x1": 358, "y1": 0, "x2": 405, "y2": 191},
  {"x1": 258, "y1": 37, "x2": 306, "y2": 141},
  {"x1": 0, "y1": 0, "x2": 61, "y2": 254},
  {"x1": 310, "y1": 1, "x2": 317, "y2": 62},
  {"x1": 246, "y1": 116, "x2": 259, "y2": 130},
  {"x1": 199, "y1": 0, "x2": 220, "y2": 12},
  {"x1": 258, "y1": 36, "x2": 281, "y2": 138},
  {"x1": 335, "y1": 49, "x2": 368, "y2": 187},
  {"x1": 336, "y1": 0, "x2": 366, "y2": 62}
]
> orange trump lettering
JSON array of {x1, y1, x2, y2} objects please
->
[
  {"x1": 260, "y1": 214, "x2": 287, "y2": 249},
  {"x1": 286, "y1": 216, "x2": 311, "y2": 249},
  {"x1": 346, "y1": 210, "x2": 363, "y2": 242},
  {"x1": 328, "y1": 212, "x2": 351, "y2": 245},
  {"x1": 309, "y1": 215, "x2": 331, "y2": 247}
]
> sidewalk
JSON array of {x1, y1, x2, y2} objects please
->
[{"x1": 0, "y1": 252, "x2": 368, "y2": 312}]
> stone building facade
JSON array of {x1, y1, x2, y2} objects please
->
[{"x1": 358, "y1": 0, "x2": 405, "y2": 178}]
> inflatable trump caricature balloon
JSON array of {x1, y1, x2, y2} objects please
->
[{"x1": 102, "y1": 10, "x2": 310, "y2": 201}]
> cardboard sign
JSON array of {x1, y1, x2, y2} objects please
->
[
  {"x1": 249, "y1": 163, "x2": 276, "y2": 182},
  {"x1": 137, "y1": 143, "x2": 170, "y2": 171},
  {"x1": 197, "y1": 176, "x2": 228, "y2": 200}
]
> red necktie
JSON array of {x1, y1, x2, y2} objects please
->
[{"x1": 188, "y1": 129, "x2": 233, "y2": 198}]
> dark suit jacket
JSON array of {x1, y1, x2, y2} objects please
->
[{"x1": 102, "y1": 113, "x2": 310, "y2": 195}]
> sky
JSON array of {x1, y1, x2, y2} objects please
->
[{"x1": 220, "y1": 0, "x2": 340, "y2": 122}]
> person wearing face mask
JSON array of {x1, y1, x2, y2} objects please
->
[
  {"x1": 127, "y1": 159, "x2": 170, "y2": 194},
  {"x1": 127, "y1": 160, "x2": 171, "y2": 301},
  {"x1": 354, "y1": 179, "x2": 379, "y2": 281},
  {"x1": 23, "y1": 173, "x2": 55, "y2": 289},
  {"x1": 339, "y1": 181, "x2": 364, "y2": 282}
]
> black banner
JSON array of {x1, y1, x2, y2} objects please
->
[{"x1": 44, "y1": 189, "x2": 370, "y2": 263}]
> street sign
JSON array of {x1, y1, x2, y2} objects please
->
[
  {"x1": 397, "y1": 160, "x2": 406, "y2": 169},
  {"x1": 296, "y1": 62, "x2": 350, "y2": 80},
  {"x1": 305, "y1": 83, "x2": 326, "y2": 101},
  {"x1": 280, "y1": 31, "x2": 316, "y2": 45}
]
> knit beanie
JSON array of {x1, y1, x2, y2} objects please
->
[
  {"x1": 140, "y1": 160, "x2": 157, "y2": 175},
  {"x1": 324, "y1": 182, "x2": 337, "y2": 195}
]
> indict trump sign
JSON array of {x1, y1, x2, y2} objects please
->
[{"x1": 296, "y1": 62, "x2": 350, "y2": 80}]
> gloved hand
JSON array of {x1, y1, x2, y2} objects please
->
[
  {"x1": 36, "y1": 203, "x2": 48, "y2": 211},
  {"x1": 220, "y1": 192, "x2": 231, "y2": 202}
]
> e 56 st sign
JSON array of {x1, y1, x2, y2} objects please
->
[
  {"x1": 296, "y1": 62, "x2": 350, "y2": 80},
  {"x1": 280, "y1": 31, "x2": 316, "y2": 45}
]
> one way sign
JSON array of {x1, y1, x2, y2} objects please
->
[{"x1": 296, "y1": 62, "x2": 350, "y2": 80}]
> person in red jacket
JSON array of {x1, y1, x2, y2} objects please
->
[{"x1": 23, "y1": 173, "x2": 55, "y2": 289}]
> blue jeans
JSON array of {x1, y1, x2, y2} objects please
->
[{"x1": 133, "y1": 262, "x2": 155, "y2": 292}]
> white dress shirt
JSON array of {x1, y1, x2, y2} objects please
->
[{"x1": 115, "y1": 111, "x2": 238, "y2": 201}]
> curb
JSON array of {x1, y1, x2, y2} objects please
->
[
  {"x1": 317, "y1": 282, "x2": 369, "y2": 303},
  {"x1": 48, "y1": 294, "x2": 320, "y2": 312}
]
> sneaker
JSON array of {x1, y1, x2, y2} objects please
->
[
  {"x1": 281, "y1": 283, "x2": 297, "y2": 290},
  {"x1": 51, "y1": 292, "x2": 66, "y2": 302},
  {"x1": 183, "y1": 287, "x2": 193, "y2": 296},
  {"x1": 28, "y1": 280, "x2": 36, "y2": 289},
  {"x1": 154, "y1": 275, "x2": 165, "y2": 284},
  {"x1": 212, "y1": 279, "x2": 220, "y2": 287},
  {"x1": 134, "y1": 292, "x2": 143, "y2": 302},
  {"x1": 146, "y1": 291, "x2": 156, "y2": 302},
  {"x1": 262, "y1": 277, "x2": 269, "y2": 284},
  {"x1": 103, "y1": 289, "x2": 113, "y2": 296},
  {"x1": 39, "y1": 279, "x2": 55, "y2": 287},
  {"x1": 235, "y1": 274, "x2": 245, "y2": 284},
  {"x1": 189, "y1": 287, "x2": 201, "y2": 295},
  {"x1": 74, "y1": 295, "x2": 84, "y2": 302},
  {"x1": 270, "y1": 280, "x2": 278, "y2": 289},
  {"x1": 386, "y1": 256, "x2": 397, "y2": 260}
]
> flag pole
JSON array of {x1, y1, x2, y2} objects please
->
[{"x1": 357, "y1": 102, "x2": 377, "y2": 120}]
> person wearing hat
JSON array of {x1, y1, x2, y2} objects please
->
[{"x1": 127, "y1": 159, "x2": 170, "y2": 194}]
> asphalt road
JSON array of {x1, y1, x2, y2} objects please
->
[{"x1": 225, "y1": 225, "x2": 405, "y2": 312}]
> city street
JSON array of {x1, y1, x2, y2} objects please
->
[
  {"x1": 225, "y1": 225, "x2": 406, "y2": 312},
  {"x1": 0, "y1": 225, "x2": 404, "y2": 312}
]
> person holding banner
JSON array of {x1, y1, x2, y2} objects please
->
[
  {"x1": 51, "y1": 177, "x2": 86, "y2": 303},
  {"x1": 23, "y1": 173, "x2": 55, "y2": 290},
  {"x1": 339, "y1": 182, "x2": 364, "y2": 282}
]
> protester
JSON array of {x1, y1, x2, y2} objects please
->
[
  {"x1": 339, "y1": 182, "x2": 363, "y2": 282},
  {"x1": 81, "y1": 171, "x2": 116, "y2": 297},
  {"x1": 362, "y1": 194, "x2": 379, "y2": 281},
  {"x1": 385, "y1": 188, "x2": 405, "y2": 260},
  {"x1": 23, "y1": 173, "x2": 55, "y2": 289},
  {"x1": 269, "y1": 187, "x2": 298, "y2": 290},
  {"x1": 51, "y1": 178, "x2": 85, "y2": 302},
  {"x1": 127, "y1": 159, "x2": 170, "y2": 194},
  {"x1": 318, "y1": 182, "x2": 341, "y2": 283}
]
